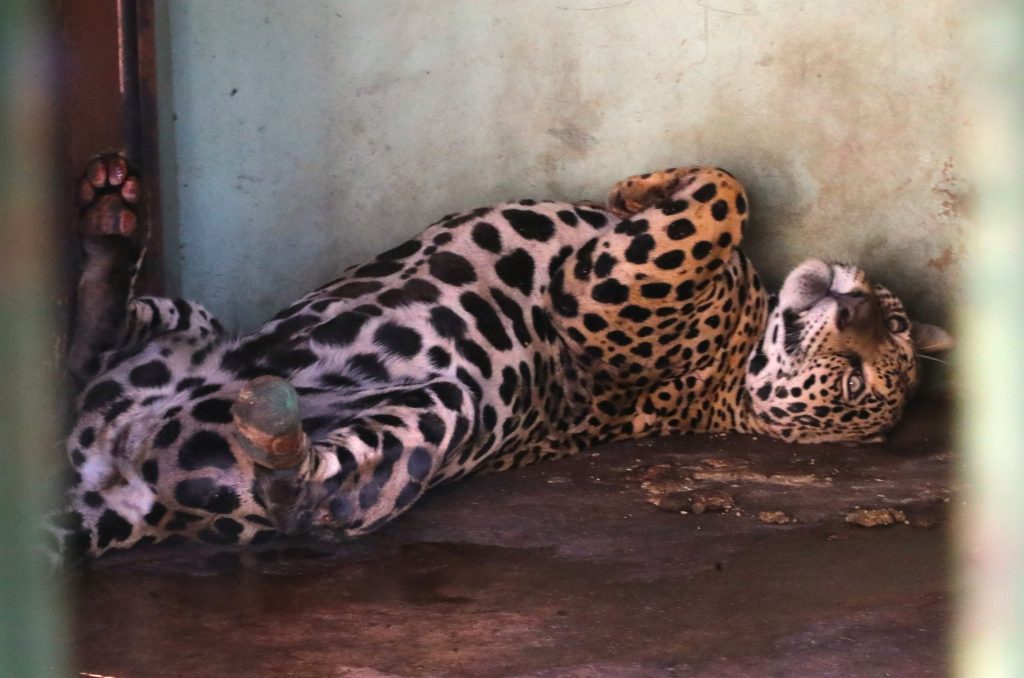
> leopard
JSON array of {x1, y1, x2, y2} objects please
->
[{"x1": 49, "y1": 154, "x2": 952, "y2": 564}]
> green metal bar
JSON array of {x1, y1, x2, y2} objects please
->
[
  {"x1": 0, "y1": 2, "x2": 69, "y2": 677},
  {"x1": 957, "y1": 2, "x2": 1024, "y2": 676}
]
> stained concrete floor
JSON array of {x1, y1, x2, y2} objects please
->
[{"x1": 73, "y1": 401, "x2": 954, "y2": 677}]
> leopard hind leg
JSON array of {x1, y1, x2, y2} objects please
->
[{"x1": 233, "y1": 376, "x2": 479, "y2": 538}]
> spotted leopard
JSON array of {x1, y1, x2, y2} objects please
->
[{"x1": 50, "y1": 155, "x2": 952, "y2": 563}]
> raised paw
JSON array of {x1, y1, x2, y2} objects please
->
[
  {"x1": 606, "y1": 166, "x2": 702, "y2": 219},
  {"x1": 77, "y1": 153, "x2": 140, "y2": 237},
  {"x1": 232, "y1": 376, "x2": 309, "y2": 470}
]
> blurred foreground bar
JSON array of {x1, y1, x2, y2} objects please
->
[
  {"x1": 0, "y1": 2, "x2": 68, "y2": 677},
  {"x1": 958, "y1": 2, "x2": 1024, "y2": 676}
]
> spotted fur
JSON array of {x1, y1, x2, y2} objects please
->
[{"x1": 50, "y1": 161, "x2": 950, "y2": 563}]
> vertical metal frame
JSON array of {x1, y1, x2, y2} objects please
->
[
  {"x1": 957, "y1": 3, "x2": 1024, "y2": 675},
  {"x1": 0, "y1": 2, "x2": 68, "y2": 676},
  {"x1": 58, "y1": 0, "x2": 164, "y2": 295}
]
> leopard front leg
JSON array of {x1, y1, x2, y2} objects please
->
[
  {"x1": 606, "y1": 166, "x2": 699, "y2": 218},
  {"x1": 555, "y1": 167, "x2": 750, "y2": 373}
]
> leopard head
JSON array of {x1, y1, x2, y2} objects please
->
[{"x1": 744, "y1": 259, "x2": 953, "y2": 444}]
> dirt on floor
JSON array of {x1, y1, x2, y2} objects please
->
[{"x1": 73, "y1": 400, "x2": 955, "y2": 678}]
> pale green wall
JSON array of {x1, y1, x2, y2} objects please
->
[{"x1": 157, "y1": 0, "x2": 967, "y2": 335}]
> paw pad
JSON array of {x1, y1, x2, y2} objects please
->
[{"x1": 77, "y1": 154, "x2": 140, "y2": 238}]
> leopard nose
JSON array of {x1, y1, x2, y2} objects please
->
[{"x1": 832, "y1": 291, "x2": 876, "y2": 331}]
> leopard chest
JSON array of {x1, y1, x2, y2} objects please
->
[{"x1": 571, "y1": 254, "x2": 767, "y2": 441}]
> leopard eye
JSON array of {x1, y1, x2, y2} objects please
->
[
  {"x1": 887, "y1": 316, "x2": 909, "y2": 334},
  {"x1": 845, "y1": 371, "x2": 865, "y2": 399}
]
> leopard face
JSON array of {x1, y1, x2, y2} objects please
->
[{"x1": 744, "y1": 259, "x2": 950, "y2": 444}]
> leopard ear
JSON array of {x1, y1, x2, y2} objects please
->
[{"x1": 911, "y1": 322, "x2": 955, "y2": 353}]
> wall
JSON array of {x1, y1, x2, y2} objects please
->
[{"x1": 157, "y1": 0, "x2": 968, "y2": 337}]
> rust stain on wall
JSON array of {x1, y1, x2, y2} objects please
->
[
  {"x1": 926, "y1": 158, "x2": 971, "y2": 274},
  {"x1": 927, "y1": 246, "x2": 957, "y2": 273},
  {"x1": 546, "y1": 123, "x2": 597, "y2": 156},
  {"x1": 933, "y1": 158, "x2": 972, "y2": 221}
]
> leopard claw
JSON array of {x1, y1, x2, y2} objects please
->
[{"x1": 232, "y1": 376, "x2": 308, "y2": 469}]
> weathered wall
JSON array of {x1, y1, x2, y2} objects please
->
[{"x1": 157, "y1": 0, "x2": 967, "y2": 335}]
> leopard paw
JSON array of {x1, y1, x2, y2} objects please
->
[
  {"x1": 77, "y1": 154, "x2": 140, "y2": 238},
  {"x1": 232, "y1": 376, "x2": 309, "y2": 470},
  {"x1": 607, "y1": 166, "x2": 701, "y2": 219}
]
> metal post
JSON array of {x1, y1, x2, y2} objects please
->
[
  {"x1": 0, "y1": 2, "x2": 69, "y2": 677},
  {"x1": 958, "y1": 2, "x2": 1024, "y2": 675}
]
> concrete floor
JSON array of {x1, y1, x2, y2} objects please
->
[{"x1": 73, "y1": 401, "x2": 954, "y2": 677}]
